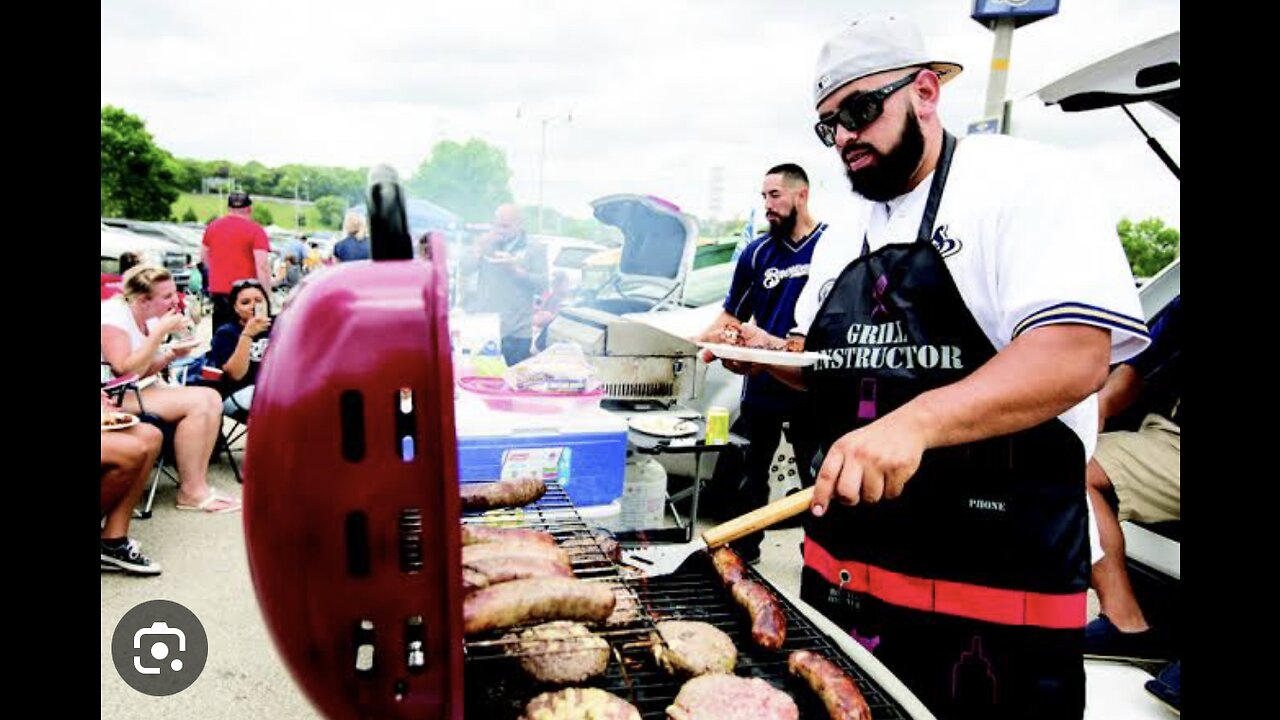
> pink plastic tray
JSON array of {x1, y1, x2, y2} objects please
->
[{"x1": 457, "y1": 376, "x2": 604, "y2": 414}]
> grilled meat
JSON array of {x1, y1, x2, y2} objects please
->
[
  {"x1": 666, "y1": 674, "x2": 799, "y2": 720},
  {"x1": 462, "y1": 540, "x2": 571, "y2": 568},
  {"x1": 652, "y1": 621, "x2": 737, "y2": 677},
  {"x1": 463, "y1": 556, "x2": 574, "y2": 588},
  {"x1": 461, "y1": 475, "x2": 547, "y2": 510},
  {"x1": 731, "y1": 580, "x2": 787, "y2": 650},
  {"x1": 462, "y1": 525, "x2": 556, "y2": 547},
  {"x1": 463, "y1": 577, "x2": 617, "y2": 635},
  {"x1": 521, "y1": 687, "x2": 641, "y2": 720},
  {"x1": 709, "y1": 546, "x2": 787, "y2": 650},
  {"x1": 559, "y1": 528, "x2": 621, "y2": 563},
  {"x1": 709, "y1": 547, "x2": 747, "y2": 588},
  {"x1": 504, "y1": 621, "x2": 611, "y2": 684},
  {"x1": 787, "y1": 650, "x2": 871, "y2": 720}
]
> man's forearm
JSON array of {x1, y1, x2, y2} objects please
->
[
  {"x1": 1097, "y1": 364, "x2": 1142, "y2": 421},
  {"x1": 897, "y1": 325, "x2": 1111, "y2": 450}
]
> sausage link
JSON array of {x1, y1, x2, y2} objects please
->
[
  {"x1": 461, "y1": 525, "x2": 556, "y2": 546},
  {"x1": 788, "y1": 649, "x2": 871, "y2": 720},
  {"x1": 731, "y1": 580, "x2": 787, "y2": 650},
  {"x1": 460, "y1": 476, "x2": 547, "y2": 510},
  {"x1": 463, "y1": 577, "x2": 617, "y2": 635}
]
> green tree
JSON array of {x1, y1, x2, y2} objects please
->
[
  {"x1": 1116, "y1": 217, "x2": 1179, "y2": 278},
  {"x1": 252, "y1": 205, "x2": 275, "y2": 227},
  {"x1": 408, "y1": 139, "x2": 514, "y2": 222},
  {"x1": 181, "y1": 207, "x2": 199, "y2": 223},
  {"x1": 314, "y1": 195, "x2": 347, "y2": 228},
  {"x1": 100, "y1": 106, "x2": 182, "y2": 220}
]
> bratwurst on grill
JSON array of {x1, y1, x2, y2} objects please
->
[
  {"x1": 461, "y1": 524, "x2": 556, "y2": 546},
  {"x1": 708, "y1": 546, "x2": 787, "y2": 650},
  {"x1": 462, "y1": 556, "x2": 574, "y2": 589},
  {"x1": 787, "y1": 650, "x2": 871, "y2": 720},
  {"x1": 461, "y1": 540, "x2": 571, "y2": 568},
  {"x1": 460, "y1": 475, "x2": 547, "y2": 510},
  {"x1": 463, "y1": 577, "x2": 616, "y2": 635}
]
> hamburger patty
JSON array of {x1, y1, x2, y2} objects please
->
[
  {"x1": 652, "y1": 621, "x2": 737, "y2": 677},
  {"x1": 666, "y1": 674, "x2": 798, "y2": 720},
  {"x1": 521, "y1": 687, "x2": 641, "y2": 720},
  {"x1": 504, "y1": 621, "x2": 611, "y2": 684}
]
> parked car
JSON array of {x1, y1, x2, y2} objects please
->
[
  {"x1": 99, "y1": 215, "x2": 192, "y2": 288},
  {"x1": 99, "y1": 223, "x2": 193, "y2": 290},
  {"x1": 531, "y1": 234, "x2": 608, "y2": 293}
]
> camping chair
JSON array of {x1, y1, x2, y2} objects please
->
[
  {"x1": 188, "y1": 366, "x2": 247, "y2": 484},
  {"x1": 102, "y1": 366, "x2": 181, "y2": 520}
]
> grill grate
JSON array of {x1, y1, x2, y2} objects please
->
[
  {"x1": 462, "y1": 480, "x2": 661, "y2": 718},
  {"x1": 624, "y1": 561, "x2": 911, "y2": 719},
  {"x1": 461, "y1": 481, "x2": 911, "y2": 719}
]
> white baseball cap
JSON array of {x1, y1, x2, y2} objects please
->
[{"x1": 813, "y1": 14, "x2": 963, "y2": 108}]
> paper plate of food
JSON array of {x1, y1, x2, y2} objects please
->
[
  {"x1": 628, "y1": 414, "x2": 699, "y2": 438},
  {"x1": 101, "y1": 412, "x2": 140, "y2": 432},
  {"x1": 168, "y1": 337, "x2": 203, "y2": 352},
  {"x1": 697, "y1": 342, "x2": 823, "y2": 367}
]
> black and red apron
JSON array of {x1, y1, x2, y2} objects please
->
[{"x1": 800, "y1": 133, "x2": 1089, "y2": 720}]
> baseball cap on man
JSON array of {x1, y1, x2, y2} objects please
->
[
  {"x1": 813, "y1": 14, "x2": 963, "y2": 107},
  {"x1": 227, "y1": 191, "x2": 253, "y2": 209}
]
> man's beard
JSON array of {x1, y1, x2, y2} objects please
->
[
  {"x1": 768, "y1": 207, "x2": 798, "y2": 239},
  {"x1": 844, "y1": 110, "x2": 925, "y2": 202}
]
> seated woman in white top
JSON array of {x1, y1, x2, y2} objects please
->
[{"x1": 100, "y1": 265, "x2": 240, "y2": 513}]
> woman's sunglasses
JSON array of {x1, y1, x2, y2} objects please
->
[{"x1": 814, "y1": 69, "x2": 922, "y2": 147}]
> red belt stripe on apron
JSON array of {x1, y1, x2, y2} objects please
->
[{"x1": 804, "y1": 539, "x2": 1085, "y2": 630}]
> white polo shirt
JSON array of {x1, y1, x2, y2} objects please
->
[{"x1": 793, "y1": 133, "x2": 1150, "y2": 459}]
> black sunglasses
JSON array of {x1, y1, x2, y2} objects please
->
[
  {"x1": 814, "y1": 69, "x2": 922, "y2": 147},
  {"x1": 232, "y1": 279, "x2": 264, "y2": 291}
]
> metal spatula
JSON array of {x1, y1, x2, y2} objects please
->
[{"x1": 621, "y1": 487, "x2": 814, "y2": 577}]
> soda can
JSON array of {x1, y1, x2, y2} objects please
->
[{"x1": 706, "y1": 406, "x2": 730, "y2": 445}]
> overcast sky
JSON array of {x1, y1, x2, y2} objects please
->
[{"x1": 101, "y1": 0, "x2": 1179, "y2": 231}]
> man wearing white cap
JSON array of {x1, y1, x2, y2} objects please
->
[{"x1": 744, "y1": 14, "x2": 1150, "y2": 718}]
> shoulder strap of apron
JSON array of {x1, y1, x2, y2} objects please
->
[
  {"x1": 859, "y1": 131, "x2": 960, "y2": 257},
  {"x1": 915, "y1": 130, "x2": 958, "y2": 244}
]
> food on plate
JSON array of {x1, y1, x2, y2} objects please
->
[
  {"x1": 461, "y1": 475, "x2": 547, "y2": 510},
  {"x1": 628, "y1": 414, "x2": 698, "y2": 437},
  {"x1": 462, "y1": 540, "x2": 571, "y2": 568},
  {"x1": 101, "y1": 412, "x2": 135, "y2": 428},
  {"x1": 504, "y1": 621, "x2": 611, "y2": 684},
  {"x1": 462, "y1": 524, "x2": 557, "y2": 547},
  {"x1": 666, "y1": 674, "x2": 799, "y2": 720},
  {"x1": 521, "y1": 687, "x2": 641, "y2": 720},
  {"x1": 652, "y1": 621, "x2": 737, "y2": 677},
  {"x1": 731, "y1": 580, "x2": 787, "y2": 650},
  {"x1": 463, "y1": 577, "x2": 617, "y2": 635},
  {"x1": 783, "y1": 336, "x2": 806, "y2": 353},
  {"x1": 787, "y1": 650, "x2": 871, "y2": 720}
]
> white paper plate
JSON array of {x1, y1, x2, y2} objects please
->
[
  {"x1": 101, "y1": 412, "x2": 140, "y2": 432},
  {"x1": 697, "y1": 342, "x2": 823, "y2": 367},
  {"x1": 628, "y1": 414, "x2": 699, "y2": 437}
]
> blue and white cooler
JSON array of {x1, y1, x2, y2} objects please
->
[{"x1": 454, "y1": 396, "x2": 628, "y2": 510}]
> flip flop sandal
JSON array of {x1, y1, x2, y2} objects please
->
[{"x1": 176, "y1": 490, "x2": 242, "y2": 514}]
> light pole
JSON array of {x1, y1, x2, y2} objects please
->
[{"x1": 518, "y1": 108, "x2": 572, "y2": 232}]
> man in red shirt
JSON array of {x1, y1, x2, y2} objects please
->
[{"x1": 202, "y1": 191, "x2": 273, "y2": 330}]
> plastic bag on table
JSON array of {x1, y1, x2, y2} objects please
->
[{"x1": 503, "y1": 342, "x2": 600, "y2": 393}]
